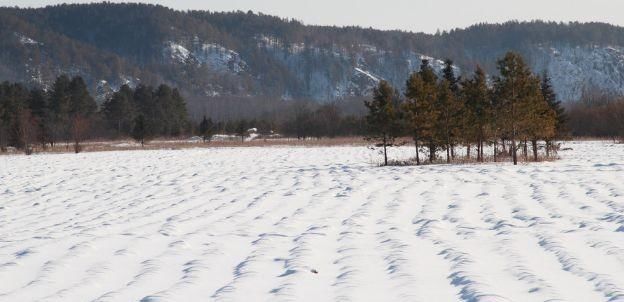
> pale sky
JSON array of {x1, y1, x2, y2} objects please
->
[{"x1": 2, "y1": 0, "x2": 623, "y2": 34}]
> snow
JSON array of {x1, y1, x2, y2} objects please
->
[
  {"x1": 532, "y1": 45, "x2": 624, "y2": 101},
  {"x1": 354, "y1": 67, "x2": 381, "y2": 83},
  {"x1": 164, "y1": 40, "x2": 247, "y2": 74},
  {"x1": 14, "y1": 32, "x2": 41, "y2": 45},
  {"x1": 1, "y1": 141, "x2": 624, "y2": 301},
  {"x1": 164, "y1": 42, "x2": 191, "y2": 63}
]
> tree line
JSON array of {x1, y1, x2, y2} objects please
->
[
  {"x1": 0, "y1": 74, "x2": 371, "y2": 153},
  {"x1": 196, "y1": 102, "x2": 367, "y2": 143},
  {"x1": 0, "y1": 75, "x2": 189, "y2": 153},
  {"x1": 365, "y1": 52, "x2": 567, "y2": 166}
]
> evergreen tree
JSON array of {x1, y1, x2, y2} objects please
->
[
  {"x1": 69, "y1": 76, "x2": 97, "y2": 118},
  {"x1": 27, "y1": 88, "x2": 50, "y2": 148},
  {"x1": 494, "y1": 52, "x2": 535, "y2": 165},
  {"x1": 442, "y1": 59, "x2": 460, "y2": 94},
  {"x1": 133, "y1": 85, "x2": 156, "y2": 135},
  {"x1": 48, "y1": 75, "x2": 72, "y2": 144},
  {"x1": 103, "y1": 84, "x2": 136, "y2": 136},
  {"x1": 404, "y1": 60, "x2": 440, "y2": 163},
  {"x1": 462, "y1": 66, "x2": 491, "y2": 161},
  {"x1": 68, "y1": 76, "x2": 97, "y2": 152},
  {"x1": 131, "y1": 114, "x2": 147, "y2": 147},
  {"x1": 365, "y1": 80, "x2": 400, "y2": 166},
  {"x1": 436, "y1": 79, "x2": 463, "y2": 163},
  {"x1": 199, "y1": 115, "x2": 214, "y2": 142},
  {"x1": 235, "y1": 119, "x2": 248, "y2": 143},
  {"x1": 541, "y1": 71, "x2": 567, "y2": 155},
  {"x1": 170, "y1": 88, "x2": 189, "y2": 136},
  {"x1": 525, "y1": 78, "x2": 556, "y2": 161}
]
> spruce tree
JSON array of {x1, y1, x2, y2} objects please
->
[
  {"x1": 365, "y1": 80, "x2": 400, "y2": 166},
  {"x1": 49, "y1": 75, "x2": 72, "y2": 144},
  {"x1": 541, "y1": 71, "x2": 567, "y2": 155},
  {"x1": 235, "y1": 119, "x2": 248, "y2": 143},
  {"x1": 131, "y1": 114, "x2": 147, "y2": 147},
  {"x1": 442, "y1": 59, "x2": 460, "y2": 95},
  {"x1": 462, "y1": 66, "x2": 491, "y2": 162},
  {"x1": 494, "y1": 52, "x2": 535, "y2": 165},
  {"x1": 68, "y1": 76, "x2": 97, "y2": 152},
  {"x1": 27, "y1": 88, "x2": 50, "y2": 148},
  {"x1": 404, "y1": 60, "x2": 439, "y2": 163},
  {"x1": 103, "y1": 84, "x2": 136, "y2": 136},
  {"x1": 199, "y1": 115, "x2": 214, "y2": 143},
  {"x1": 526, "y1": 77, "x2": 556, "y2": 161},
  {"x1": 436, "y1": 79, "x2": 463, "y2": 163}
]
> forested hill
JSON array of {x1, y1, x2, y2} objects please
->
[{"x1": 2, "y1": 2, "x2": 624, "y2": 114}]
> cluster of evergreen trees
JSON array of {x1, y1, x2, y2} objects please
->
[
  {"x1": 0, "y1": 75, "x2": 189, "y2": 153},
  {"x1": 0, "y1": 76, "x2": 97, "y2": 153},
  {"x1": 366, "y1": 52, "x2": 566, "y2": 166},
  {"x1": 102, "y1": 84, "x2": 189, "y2": 142}
]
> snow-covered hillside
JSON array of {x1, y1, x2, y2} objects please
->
[
  {"x1": 1, "y1": 142, "x2": 624, "y2": 301},
  {"x1": 164, "y1": 40, "x2": 247, "y2": 74},
  {"x1": 163, "y1": 35, "x2": 624, "y2": 102},
  {"x1": 531, "y1": 45, "x2": 624, "y2": 101}
]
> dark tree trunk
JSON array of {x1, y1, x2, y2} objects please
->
[
  {"x1": 532, "y1": 139, "x2": 538, "y2": 161},
  {"x1": 383, "y1": 135, "x2": 388, "y2": 166},
  {"x1": 480, "y1": 140, "x2": 485, "y2": 162},
  {"x1": 512, "y1": 138, "x2": 518, "y2": 165},
  {"x1": 502, "y1": 139, "x2": 507, "y2": 154},
  {"x1": 429, "y1": 141, "x2": 435, "y2": 163},
  {"x1": 523, "y1": 139, "x2": 528, "y2": 161},
  {"x1": 493, "y1": 140, "x2": 498, "y2": 162},
  {"x1": 414, "y1": 138, "x2": 420, "y2": 165},
  {"x1": 546, "y1": 140, "x2": 551, "y2": 157}
]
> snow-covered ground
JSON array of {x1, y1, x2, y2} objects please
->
[{"x1": 1, "y1": 141, "x2": 623, "y2": 302}]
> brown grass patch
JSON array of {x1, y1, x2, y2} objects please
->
[{"x1": 0, "y1": 137, "x2": 370, "y2": 155}]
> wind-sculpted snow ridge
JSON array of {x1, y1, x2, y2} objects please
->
[{"x1": 0, "y1": 141, "x2": 623, "y2": 301}]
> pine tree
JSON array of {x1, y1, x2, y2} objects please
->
[
  {"x1": 525, "y1": 77, "x2": 556, "y2": 161},
  {"x1": 131, "y1": 114, "x2": 147, "y2": 147},
  {"x1": 442, "y1": 59, "x2": 460, "y2": 95},
  {"x1": 462, "y1": 66, "x2": 491, "y2": 162},
  {"x1": 27, "y1": 88, "x2": 51, "y2": 148},
  {"x1": 404, "y1": 60, "x2": 439, "y2": 163},
  {"x1": 133, "y1": 85, "x2": 156, "y2": 135},
  {"x1": 494, "y1": 52, "x2": 535, "y2": 165},
  {"x1": 235, "y1": 119, "x2": 248, "y2": 143},
  {"x1": 68, "y1": 76, "x2": 97, "y2": 152},
  {"x1": 103, "y1": 84, "x2": 136, "y2": 136},
  {"x1": 49, "y1": 75, "x2": 72, "y2": 144},
  {"x1": 199, "y1": 115, "x2": 214, "y2": 142},
  {"x1": 69, "y1": 76, "x2": 97, "y2": 118},
  {"x1": 541, "y1": 71, "x2": 567, "y2": 156},
  {"x1": 365, "y1": 80, "x2": 400, "y2": 166},
  {"x1": 170, "y1": 88, "x2": 189, "y2": 136},
  {"x1": 436, "y1": 79, "x2": 463, "y2": 163}
]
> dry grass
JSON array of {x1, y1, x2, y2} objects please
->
[
  {"x1": 0, "y1": 137, "x2": 370, "y2": 156},
  {"x1": 384, "y1": 153, "x2": 560, "y2": 167}
]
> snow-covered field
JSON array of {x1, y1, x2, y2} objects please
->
[{"x1": 1, "y1": 141, "x2": 624, "y2": 302}]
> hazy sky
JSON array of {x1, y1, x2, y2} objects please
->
[{"x1": 2, "y1": 0, "x2": 623, "y2": 33}]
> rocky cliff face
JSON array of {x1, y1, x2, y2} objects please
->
[
  {"x1": 530, "y1": 45, "x2": 624, "y2": 101},
  {"x1": 161, "y1": 35, "x2": 624, "y2": 102}
]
